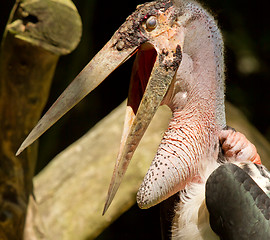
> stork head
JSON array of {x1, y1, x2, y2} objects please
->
[{"x1": 17, "y1": 0, "x2": 226, "y2": 213}]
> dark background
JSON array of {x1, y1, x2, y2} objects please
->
[{"x1": 1, "y1": 0, "x2": 270, "y2": 239}]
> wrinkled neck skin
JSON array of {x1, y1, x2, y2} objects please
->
[
  {"x1": 137, "y1": 2, "x2": 226, "y2": 209},
  {"x1": 161, "y1": 28, "x2": 226, "y2": 178}
]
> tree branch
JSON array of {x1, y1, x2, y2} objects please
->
[{"x1": 0, "y1": 0, "x2": 81, "y2": 238}]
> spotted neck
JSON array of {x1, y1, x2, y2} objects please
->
[{"x1": 137, "y1": 1, "x2": 226, "y2": 209}]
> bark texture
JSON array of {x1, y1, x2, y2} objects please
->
[{"x1": 0, "y1": 0, "x2": 81, "y2": 239}]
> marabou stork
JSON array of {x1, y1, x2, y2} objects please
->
[{"x1": 16, "y1": 0, "x2": 270, "y2": 239}]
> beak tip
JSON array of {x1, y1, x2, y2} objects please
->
[
  {"x1": 102, "y1": 189, "x2": 115, "y2": 216},
  {"x1": 16, "y1": 144, "x2": 25, "y2": 156},
  {"x1": 102, "y1": 194, "x2": 114, "y2": 216},
  {"x1": 16, "y1": 135, "x2": 32, "y2": 156},
  {"x1": 102, "y1": 204, "x2": 108, "y2": 216},
  {"x1": 15, "y1": 149, "x2": 21, "y2": 156}
]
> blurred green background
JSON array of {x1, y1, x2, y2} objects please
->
[{"x1": 1, "y1": 0, "x2": 269, "y2": 239}]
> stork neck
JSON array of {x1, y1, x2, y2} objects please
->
[
  {"x1": 184, "y1": 2, "x2": 226, "y2": 129},
  {"x1": 136, "y1": 0, "x2": 227, "y2": 209},
  {"x1": 161, "y1": 4, "x2": 227, "y2": 162},
  {"x1": 166, "y1": 2, "x2": 226, "y2": 129}
]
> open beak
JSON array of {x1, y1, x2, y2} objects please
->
[
  {"x1": 16, "y1": 3, "x2": 182, "y2": 214},
  {"x1": 103, "y1": 43, "x2": 182, "y2": 214}
]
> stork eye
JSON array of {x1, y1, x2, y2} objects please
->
[{"x1": 146, "y1": 16, "x2": 157, "y2": 30}]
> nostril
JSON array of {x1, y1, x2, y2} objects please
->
[{"x1": 116, "y1": 40, "x2": 125, "y2": 51}]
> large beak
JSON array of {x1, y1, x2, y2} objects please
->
[{"x1": 16, "y1": 37, "x2": 138, "y2": 156}]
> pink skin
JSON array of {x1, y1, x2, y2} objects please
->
[
  {"x1": 219, "y1": 129, "x2": 261, "y2": 165},
  {"x1": 137, "y1": 107, "x2": 220, "y2": 208},
  {"x1": 136, "y1": 1, "x2": 261, "y2": 209}
]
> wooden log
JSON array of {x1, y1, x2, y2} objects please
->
[
  {"x1": 0, "y1": 0, "x2": 81, "y2": 239},
  {"x1": 33, "y1": 101, "x2": 270, "y2": 240}
]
